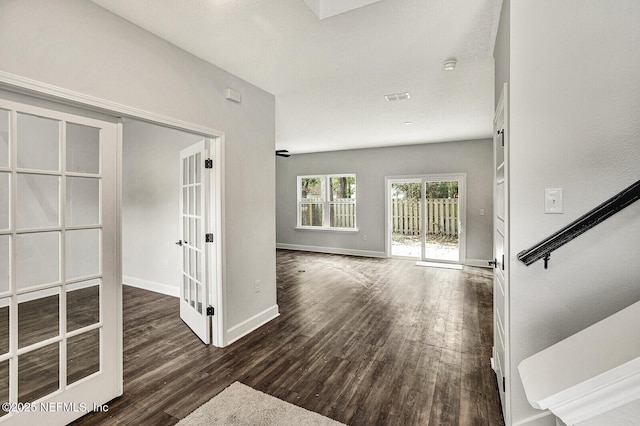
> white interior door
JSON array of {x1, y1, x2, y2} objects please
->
[
  {"x1": 179, "y1": 140, "x2": 212, "y2": 344},
  {"x1": 0, "y1": 98, "x2": 121, "y2": 424},
  {"x1": 492, "y1": 83, "x2": 510, "y2": 424}
]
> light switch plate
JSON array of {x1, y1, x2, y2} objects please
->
[{"x1": 545, "y1": 188, "x2": 563, "y2": 214}]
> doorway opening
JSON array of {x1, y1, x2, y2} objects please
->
[
  {"x1": 121, "y1": 118, "x2": 223, "y2": 346},
  {"x1": 386, "y1": 174, "x2": 466, "y2": 264}
]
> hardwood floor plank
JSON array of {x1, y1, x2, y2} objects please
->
[
  {"x1": 429, "y1": 348, "x2": 462, "y2": 426},
  {"x1": 70, "y1": 250, "x2": 503, "y2": 426},
  {"x1": 460, "y1": 387, "x2": 490, "y2": 426}
]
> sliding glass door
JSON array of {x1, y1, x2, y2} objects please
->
[{"x1": 387, "y1": 174, "x2": 466, "y2": 264}]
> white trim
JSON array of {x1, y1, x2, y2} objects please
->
[
  {"x1": 115, "y1": 121, "x2": 124, "y2": 396},
  {"x1": 123, "y1": 276, "x2": 180, "y2": 298},
  {"x1": 16, "y1": 287, "x2": 60, "y2": 303},
  {"x1": 67, "y1": 279, "x2": 101, "y2": 292},
  {"x1": 465, "y1": 258, "x2": 493, "y2": 268},
  {"x1": 225, "y1": 305, "x2": 280, "y2": 346},
  {"x1": 0, "y1": 71, "x2": 222, "y2": 138},
  {"x1": 416, "y1": 261, "x2": 463, "y2": 270},
  {"x1": 553, "y1": 369, "x2": 640, "y2": 425},
  {"x1": 295, "y1": 226, "x2": 359, "y2": 233},
  {"x1": 512, "y1": 411, "x2": 555, "y2": 426},
  {"x1": 276, "y1": 243, "x2": 386, "y2": 258},
  {"x1": 214, "y1": 136, "x2": 225, "y2": 348}
]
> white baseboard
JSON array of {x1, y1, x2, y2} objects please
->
[
  {"x1": 276, "y1": 243, "x2": 386, "y2": 258},
  {"x1": 123, "y1": 275, "x2": 180, "y2": 298},
  {"x1": 225, "y1": 305, "x2": 280, "y2": 346},
  {"x1": 465, "y1": 258, "x2": 492, "y2": 268}
]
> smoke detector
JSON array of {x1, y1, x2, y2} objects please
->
[{"x1": 443, "y1": 58, "x2": 457, "y2": 71}]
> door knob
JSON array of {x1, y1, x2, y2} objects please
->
[
  {"x1": 488, "y1": 259, "x2": 497, "y2": 268},
  {"x1": 175, "y1": 240, "x2": 188, "y2": 246}
]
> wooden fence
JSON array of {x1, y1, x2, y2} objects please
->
[
  {"x1": 331, "y1": 203, "x2": 355, "y2": 228},
  {"x1": 301, "y1": 202, "x2": 356, "y2": 228},
  {"x1": 392, "y1": 198, "x2": 458, "y2": 236}
]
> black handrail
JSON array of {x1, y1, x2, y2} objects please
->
[{"x1": 517, "y1": 178, "x2": 640, "y2": 268}]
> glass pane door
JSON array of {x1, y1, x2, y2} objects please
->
[
  {"x1": 390, "y1": 180, "x2": 422, "y2": 258},
  {"x1": 0, "y1": 98, "x2": 120, "y2": 424},
  {"x1": 179, "y1": 140, "x2": 210, "y2": 344},
  {"x1": 423, "y1": 180, "x2": 460, "y2": 262}
]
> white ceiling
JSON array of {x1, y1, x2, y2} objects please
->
[{"x1": 90, "y1": 0, "x2": 503, "y2": 154}]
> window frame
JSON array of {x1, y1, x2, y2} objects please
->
[{"x1": 296, "y1": 174, "x2": 357, "y2": 231}]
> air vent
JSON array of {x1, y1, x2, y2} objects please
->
[{"x1": 385, "y1": 92, "x2": 410, "y2": 102}]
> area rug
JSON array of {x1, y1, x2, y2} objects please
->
[{"x1": 177, "y1": 382, "x2": 346, "y2": 426}]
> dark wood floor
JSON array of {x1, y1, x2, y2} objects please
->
[{"x1": 73, "y1": 250, "x2": 504, "y2": 425}]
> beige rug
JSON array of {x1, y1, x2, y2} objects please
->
[{"x1": 177, "y1": 382, "x2": 346, "y2": 426}]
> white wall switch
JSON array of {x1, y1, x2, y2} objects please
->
[
  {"x1": 480, "y1": 208, "x2": 485, "y2": 216},
  {"x1": 545, "y1": 188, "x2": 563, "y2": 214}
]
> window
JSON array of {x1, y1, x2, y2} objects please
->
[{"x1": 298, "y1": 175, "x2": 356, "y2": 230}]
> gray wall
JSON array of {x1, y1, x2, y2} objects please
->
[
  {"x1": 0, "y1": 0, "x2": 277, "y2": 345},
  {"x1": 122, "y1": 119, "x2": 202, "y2": 293},
  {"x1": 276, "y1": 140, "x2": 493, "y2": 263},
  {"x1": 508, "y1": 1, "x2": 640, "y2": 424}
]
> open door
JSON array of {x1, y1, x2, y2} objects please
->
[
  {"x1": 492, "y1": 83, "x2": 510, "y2": 423},
  {"x1": 0, "y1": 98, "x2": 121, "y2": 424},
  {"x1": 178, "y1": 140, "x2": 212, "y2": 344}
]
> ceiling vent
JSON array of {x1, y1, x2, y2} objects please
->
[{"x1": 385, "y1": 92, "x2": 411, "y2": 102}]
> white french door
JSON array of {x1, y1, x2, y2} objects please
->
[
  {"x1": 178, "y1": 140, "x2": 214, "y2": 345},
  {"x1": 0, "y1": 98, "x2": 121, "y2": 424}
]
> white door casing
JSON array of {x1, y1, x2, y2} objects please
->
[{"x1": 0, "y1": 97, "x2": 121, "y2": 425}]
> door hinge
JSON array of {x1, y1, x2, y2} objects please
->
[
  {"x1": 205, "y1": 233, "x2": 214, "y2": 243},
  {"x1": 503, "y1": 376, "x2": 506, "y2": 393},
  {"x1": 207, "y1": 306, "x2": 214, "y2": 316},
  {"x1": 205, "y1": 158, "x2": 213, "y2": 169}
]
